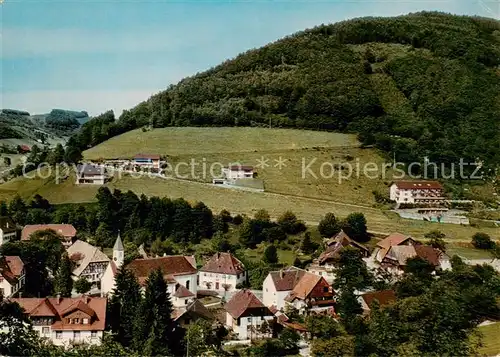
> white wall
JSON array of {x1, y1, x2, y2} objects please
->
[
  {"x1": 199, "y1": 271, "x2": 246, "y2": 292},
  {"x1": 262, "y1": 275, "x2": 290, "y2": 310},
  {"x1": 0, "y1": 273, "x2": 24, "y2": 297},
  {"x1": 222, "y1": 168, "x2": 253, "y2": 180},
  {"x1": 173, "y1": 273, "x2": 198, "y2": 295},
  {"x1": 100, "y1": 264, "x2": 115, "y2": 296},
  {"x1": 0, "y1": 230, "x2": 16, "y2": 246},
  {"x1": 226, "y1": 313, "x2": 274, "y2": 340}
]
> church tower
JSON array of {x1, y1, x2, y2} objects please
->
[{"x1": 113, "y1": 232, "x2": 124, "y2": 268}]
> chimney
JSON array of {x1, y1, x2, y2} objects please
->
[{"x1": 56, "y1": 294, "x2": 61, "y2": 304}]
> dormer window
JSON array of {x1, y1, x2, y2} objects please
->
[{"x1": 83, "y1": 318, "x2": 89, "y2": 324}]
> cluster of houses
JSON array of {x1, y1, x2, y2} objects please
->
[
  {"x1": 1, "y1": 216, "x2": 468, "y2": 346},
  {"x1": 75, "y1": 154, "x2": 164, "y2": 185}
]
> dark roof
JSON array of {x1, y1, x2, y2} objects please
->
[
  {"x1": 414, "y1": 245, "x2": 441, "y2": 267},
  {"x1": 0, "y1": 216, "x2": 16, "y2": 233},
  {"x1": 174, "y1": 284, "x2": 195, "y2": 298},
  {"x1": 269, "y1": 267, "x2": 305, "y2": 291},
  {"x1": 127, "y1": 256, "x2": 197, "y2": 285},
  {"x1": 361, "y1": 290, "x2": 397, "y2": 309},
  {"x1": 392, "y1": 180, "x2": 443, "y2": 190},
  {"x1": 224, "y1": 289, "x2": 271, "y2": 319},
  {"x1": 0, "y1": 256, "x2": 24, "y2": 285},
  {"x1": 319, "y1": 230, "x2": 370, "y2": 264},
  {"x1": 76, "y1": 164, "x2": 104, "y2": 176},
  {"x1": 173, "y1": 299, "x2": 214, "y2": 321},
  {"x1": 200, "y1": 252, "x2": 245, "y2": 275}
]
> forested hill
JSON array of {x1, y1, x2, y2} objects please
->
[{"x1": 76, "y1": 12, "x2": 500, "y2": 169}]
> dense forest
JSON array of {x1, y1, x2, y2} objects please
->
[{"x1": 71, "y1": 12, "x2": 500, "y2": 172}]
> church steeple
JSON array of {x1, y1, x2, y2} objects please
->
[{"x1": 113, "y1": 231, "x2": 124, "y2": 268}]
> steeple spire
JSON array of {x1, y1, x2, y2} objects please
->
[{"x1": 113, "y1": 231, "x2": 124, "y2": 268}]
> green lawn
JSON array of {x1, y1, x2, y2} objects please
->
[
  {"x1": 83, "y1": 127, "x2": 359, "y2": 160},
  {"x1": 446, "y1": 244, "x2": 494, "y2": 260},
  {"x1": 478, "y1": 322, "x2": 500, "y2": 356}
]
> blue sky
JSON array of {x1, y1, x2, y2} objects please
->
[{"x1": 1, "y1": 0, "x2": 497, "y2": 116}]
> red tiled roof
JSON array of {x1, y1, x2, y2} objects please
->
[
  {"x1": 319, "y1": 231, "x2": 370, "y2": 264},
  {"x1": 21, "y1": 224, "x2": 77, "y2": 240},
  {"x1": 10, "y1": 296, "x2": 106, "y2": 331},
  {"x1": 224, "y1": 289, "x2": 271, "y2": 319},
  {"x1": 285, "y1": 273, "x2": 325, "y2": 302},
  {"x1": 127, "y1": 256, "x2": 197, "y2": 286},
  {"x1": 201, "y1": 252, "x2": 245, "y2": 275},
  {"x1": 361, "y1": 290, "x2": 397, "y2": 308},
  {"x1": 174, "y1": 284, "x2": 195, "y2": 298},
  {"x1": 392, "y1": 180, "x2": 443, "y2": 190},
  {"x1": 269, "y1": 267, "x2": 305, "y2": 291},
  {"x1": 414, "y1": 245, "x2": 441, "y2": 267},
  {"x1": 376, "y1": 233, "x2": 413, "y2": 250},
  {"x1": 134, "y1": 154, "x2": 161, "y2": 160}
]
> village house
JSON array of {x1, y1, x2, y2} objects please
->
[
  {"x1": 284, "y1": 272, "x2": 335, "y2": 314},
  {"x1": 381, "y1": 245, "x2": 441, "y2": 274},
  {"x1": 172, "y1": 299, "x2": 214, "y2": 327},
  {"x1": 305, "y1": 230, "x2": 370, "y2": 284},
  {"x1": 0, "y1": 255, "x2": 25, "y2": 297},
  {"x1": 75, "y1": 164, "x2": 107, "y2": 185},
  {"x1": 172, "y1": 283, "x2": 195, "y2": 308},
  {"x1": 224, "y1": 289, "x2": 274, "y2": 340},
  {"x1": 67, "y1": 240, "x2": 110, "y2": 287},
  {"x1": 10, "y1": 295, "x2": 107, "y2": 346},
  {"x1": 359, "y1": 290, "x2": 397, "y2": 315},
  {"x1": 389, "y1": 180, "x2": 444, "y2": 206},
  {"x1": 263, "y1": 266, "x2": 306, "y2": 311},
  {"x1": 0, "y1": 216, "x2": 17, "y2": 247},
  {"x1": 375, "y1": 232, "x2": 417, "y2": 263},
  {"x1": 222, "y1": 165, "x2": 254, "y2": 180},
  {"x1": 21, "y1": 224, "x2": 77, "y2": 248},
  {"x1": 198, "y1": 252, "x2": 246, "y2": 293},
  {"x1": 125, "y1": 255, "x2": 198, "y2": 300},
  {"x1": 133, "y1": 154, "x2": 161, "y2": 170}
]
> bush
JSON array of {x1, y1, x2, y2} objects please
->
[
  {"x1": 318, "y1": 213, "x2": 340, "y2": 238},
  {"x1": 471, "y1": 232, "x2": 495, "y2": 250}
]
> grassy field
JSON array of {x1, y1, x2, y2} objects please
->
[
  {"x1": 478, "y1": 322, "x2": 500, "y2": 356},
  {"x1": 446, "y1": 244, "x2": 494, "y2": 260},
  {"x1": 1, "y1": 127, "x2": 498, "y2": 241},
  {"x1": 84, "y1": 127, "x2": 359, "y2": 159}
]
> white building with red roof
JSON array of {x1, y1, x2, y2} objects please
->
[
  {"x1": 126, "y1": 255, "x2": 197, "y2": 300},
  {"x1": 224, "y1": 289, "x2": 274, "y2": 340},
  {"x1": 390, "y1": 180, "x2": 444, "y2": 205},
  {"x1": 10, "y1": 295, "x2": 107, "y2": 346},
  {"x1": 0, "y1": 255, "x2": 25, "y2": 297},
  {"x1": 262, "y1": 266, "x2": 305, "y2": 310},
  {"x1": 199, "y1": 252, "x2": 246, "y2": 293}
]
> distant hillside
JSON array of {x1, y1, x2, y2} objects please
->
[
  {"x1": 0, "y1": 108, "x2": 89, "y2": 147},
  {"x1": 73, "y1": 12, "x2": 500, "y2": 170}
]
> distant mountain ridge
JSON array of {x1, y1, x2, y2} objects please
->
[
  {"x1": 0, "y1": 108, "x2": 89, "y2": 147},
  {"x1": 72, "y1": 12, "x2": 500, "y2": 170}
]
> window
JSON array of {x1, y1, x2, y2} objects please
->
[
  {"x1": 73, "y1": 331, "x2": 80, "y2": 339},
  {"x1": 91, "y1": 331, "x2": 97, "y2": 338},
  {"x1": 186, "y1": 280, "x2": 190, "y2": 290},
  {"x1": 204, "y1": 273, "x2": 206, "y2": 276},
  {"x1": 247, "y1": 317, "x2": 252, "y2": 323},
  {"x1": 0, "y1": 288, "x2": 3, "y2": 296},
  {"x1": 56, "y1": 331, "x2": 62, "y2": 339},
  {"x1": 83, "y1": 318, "x2": 89, "y2": 324},
  {"x1": 215, "y1": 282, "x2": 219, "y2": 289},
  {"x1": 42, "y1": 327, "x2": 49, "y2": 335},
  {"x1": 184, "y1": 299, "x2": 188, "y2": 305},
  {"x1": 237, "y1": 274, "x2": 240, "y2": 279},
  {"x1": 323, "y1": 287, "x2": 329, "y2": 293}
]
